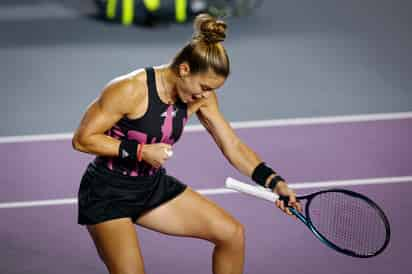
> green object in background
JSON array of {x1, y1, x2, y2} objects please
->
[
  {"x1": 106, "y1": 0, "x2": 117, "y2": 19},
  {"x1": 98, "y1": 1, "x2": 263, "y2": 26},
  {"x1": 100, "y1": 0, "x2": 193, "y2": 26},
  {"x1": 144, "y1": 0, "x2": 161, "y2": 12},
  {"x1": 122, "y1": 0, "x2": 135, "y2": 25},
  {"x1": 175, "y1": 0, "x2": 187, "y2": 23}
]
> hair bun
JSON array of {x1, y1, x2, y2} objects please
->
[{"x1": 193, "y1": 13, "x2": 227, "y2": 44}]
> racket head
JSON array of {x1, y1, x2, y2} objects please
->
[{"x1": 295, "y1": 189, "x2": 391, "y2": 258}]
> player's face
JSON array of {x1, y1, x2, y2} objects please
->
[{"x1": 176, "y1": 65, "x2": 226, "y2": 103}]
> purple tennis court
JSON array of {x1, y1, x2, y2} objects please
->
[{"x1": 1, "y1": 117, "x2": 412, "y2": 273}]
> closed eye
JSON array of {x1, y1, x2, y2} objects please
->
[{"x1": 201, "y1": 84, "x2": 213, "y2": 92}]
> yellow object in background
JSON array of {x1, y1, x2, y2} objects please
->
[
  {"x1": 106, "y1": 0, "x2": 117, "y2": 19},
  {"x1": 122, "y1": 0, "x2": 135, "y2": 25},
  {"x1": 144, "y1": 0, "x2": 161, "y2": 12},
  {"x1": 104, "y1": 0, "x2": 189, "y2": 26},
  {"x1": 175, "y1": 0, "x2": 187, "y2": 23}
]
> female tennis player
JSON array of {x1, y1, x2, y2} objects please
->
[{"x1": 72, "y1": 13, "x2": 301, "y2": 274}]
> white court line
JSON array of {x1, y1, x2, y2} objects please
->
[
  {"x1": 1, "y1": 175, "x2": 411, "y2": 209},
  {"x1": 1, "y1": 111, "x2": 412, "y2": 144}
]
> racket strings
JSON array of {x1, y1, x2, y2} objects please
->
[{"x1": 308, "y1": 192, "x2": 388, "y2": 256}]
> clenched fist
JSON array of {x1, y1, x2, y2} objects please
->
[{"x1": 141, "y1": 143, "x2": 173, "y2": 168}]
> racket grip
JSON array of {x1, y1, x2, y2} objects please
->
[
  {"x1": 225, "y1": 177, "x2": 279, "y2": 202},
  {"x1": 277, "y1": 194, "x2": 290, "y2": 205}
]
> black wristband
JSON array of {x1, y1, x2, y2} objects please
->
[
  {"x1": 118, "y1": 139, "x2": 139, "y2": 161},
  {"x1": 251, "y1": 162, "x2": 275, "y2": 187},
  {"x1": 268, "y1": 175, "x2": 285, "y2": 190}
]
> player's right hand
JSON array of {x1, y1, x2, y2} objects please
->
[{"x1": 141, "y1": 143, "x2": 173, "y2": 168}]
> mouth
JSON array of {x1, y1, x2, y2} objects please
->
[{"x1": 186, "y1": 95, "x2": 196, "y2": 103}]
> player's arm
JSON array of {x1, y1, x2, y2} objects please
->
[
  {"x1": 196, "y1": 92, "x2": 276, "y2": 186},
  {"x1": 196, "y1": 92, "x2": 299, "y2": 214},
  {"x1": 72, "y1": 77, "x2": 140, "y2": 157}
]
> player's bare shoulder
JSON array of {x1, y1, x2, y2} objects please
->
[
  {"x1": 106, "y1": 68, "x2": 146, "y2": 102},
  {"x1": 101, "y1": 68, "x2": 149, "y2": 118}
]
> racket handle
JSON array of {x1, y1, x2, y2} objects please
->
[{"x1": 225, "y1": 177, "x2": 279, "y2": 202}]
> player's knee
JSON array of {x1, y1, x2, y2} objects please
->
[
  {"x1": 107, "y1": 259, "x2": 145, "y2": 274},
  {"x1": 109, "y1": 265, "x2": 145, "y2": 274},
  {"x1": 212, "y1": 220, "x2": 245, "y2": 246}
]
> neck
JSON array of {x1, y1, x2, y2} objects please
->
[{"x1": 160, "y1": 65, "x2": 179, "y2": 104}]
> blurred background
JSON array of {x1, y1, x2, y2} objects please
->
[
  {"x1": 1, "y1": 0, "x2": 411, "y2": 136},
  {"x1": 1, "y1": 1, "x2": 411, "y2": 274}
]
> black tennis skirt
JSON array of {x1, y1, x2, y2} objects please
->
[{"x1": 77, "y1": 161, "x2": 188, "y2": 225}]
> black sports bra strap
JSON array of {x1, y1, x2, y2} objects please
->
[
  {"x1": 145, "y1": 67, "x2": 156, "y2": 98},
  {"x1": 145, "y1": 66, "x2": 166, "y2": 106}
]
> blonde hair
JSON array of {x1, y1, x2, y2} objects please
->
[{"x1": 171, "y1": 13, "x2": 230, "y2": 78}]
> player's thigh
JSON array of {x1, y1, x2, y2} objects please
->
[
  {"x1": 87, "y1": 217, "x2": 145, "y2": 274},
  {"x1": 135, "y1": 186, "x2": 245, "y2": 244}
]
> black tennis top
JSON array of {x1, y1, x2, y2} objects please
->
[{"x1": 93, "y1": 67, "x2": 188, "y2": 176}]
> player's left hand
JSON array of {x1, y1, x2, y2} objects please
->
[{"x1": 273, "y1": 181, "x2": 302, "y2": 216}]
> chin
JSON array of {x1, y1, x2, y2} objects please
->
[{"x1": 180, "y1": 95, "x2": 188, "y2": 103}]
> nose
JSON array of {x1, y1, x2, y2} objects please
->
[{"x1": 202, "y1": 91, "x2": 211, "y2": 98}]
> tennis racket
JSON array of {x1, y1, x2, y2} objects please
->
[{"x1": 225, "y1": 177, "x2": 391, "y2": 258}]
